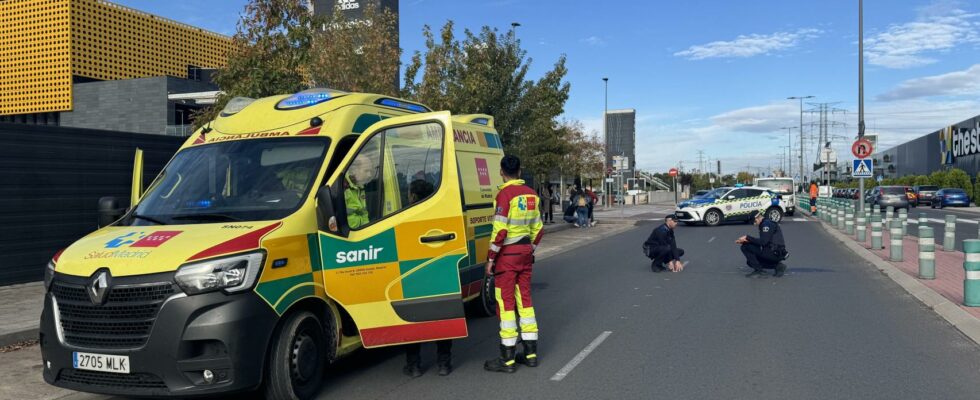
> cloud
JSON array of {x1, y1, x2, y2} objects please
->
[
  {"x1": 865, "y1": 5, "x2": 980, "y2": 69},
  {"x1": 877, "y1": 63, "x2": 980, "y2": 101},
  {"x1": 708, "y1": 102, "x2": 799, "y2": 133},
  {"x1": 581, "y1": 36, "x2": 607, "y2": 47},
  {"x1": 673, "y1": 29, "x2": 821, "y2": 60}
]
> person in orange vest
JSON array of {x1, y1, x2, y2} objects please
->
[
  {"x1": 809, "y1": 180, "x2": 819, "y2": 215},
  {"x1": 484, "y1": 155, "x2": 543, "y2": 373}
]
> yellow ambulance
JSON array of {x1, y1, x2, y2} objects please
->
[{"x1": 40, "y1": 89, "x2": 504, "y2": 399}]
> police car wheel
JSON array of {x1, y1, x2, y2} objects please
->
[
  {"x1": 766, "y1": 207, "x2": 783, "y2": 223},
  {"x1": 704, "y1": 209, "x2": 722, "y2": 226}
]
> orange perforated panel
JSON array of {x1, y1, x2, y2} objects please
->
[{"x1": 0, "y1": 0, "x2": 73, "y2": 115}]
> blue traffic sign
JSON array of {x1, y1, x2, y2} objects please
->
[{"x1": 852, "y1": 159, "x2": 873, "y2": 178}]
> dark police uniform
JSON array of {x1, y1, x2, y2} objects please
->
[
  {"x1": 740, "y1": 218, "x2": 788, "y2": 277},
  {"x1": 644, "y1": 223, "x2": 684, "y2": 272}
]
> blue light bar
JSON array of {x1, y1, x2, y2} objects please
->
[
  {"x1": 376, "y1": 98, "x2": 429, "y2": 113},
  {"x1": 276, "y1": 89, "x2": 335, "y2": 110},
  {"x1": 471, "y1": 118, "x2": 489, "y2": 126}
]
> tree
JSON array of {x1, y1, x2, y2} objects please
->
[
  {"x1": 736, "y1": 172, "x2": 754, "y2": 184},
  {"x1": 307, "y1": 3, "x2": 400, "y2": 95},
  {"x1": 402, "y1": 22, "x2": 570, "y2": 172},
  {"x1": 947, "y1": 168, "x2": 973, "y2": 199},
  {"x1": 194, "y1": 0, "x2": 315, "y2": 129},
  {"x1": 929, "y1": 170, "x2": 950, "y2": 187}
]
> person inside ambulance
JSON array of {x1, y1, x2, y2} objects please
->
[{"x1": 344, "y1": 152, "x2": 379, "y2": 229}]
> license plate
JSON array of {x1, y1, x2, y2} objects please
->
[{"x1": 73, "y1": 352, "x2": 130, "y2": 374}]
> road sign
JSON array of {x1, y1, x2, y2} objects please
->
[
  {"x1": 820, "y1": 148, "x2": 837, "y2": 163},
  {"x1": 605, "y1": 178, "x2": 614, "y2": 182},
  {"x1": 852, "y1": 159, "x2": 873, "y2": 178},
  {"x1": 876, "y1": 175, "x2": 883, "y2": 182},
  {"x1": 669, "y1": 168, "x2": 678, "y2": 177},
  {"x1": 852, "y1": 138, "x2": 874, "y2": 159}
]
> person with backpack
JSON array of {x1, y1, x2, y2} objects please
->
[{"x1": 573, "y1": 186, "x2": 589, "y2": 228}]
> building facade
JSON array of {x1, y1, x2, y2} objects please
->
[
  {"x1": 0, "y1": 0, "x2": 231, "y2": 132},
  {"x1": 606, "y1": 109, "x2": 636, "y2": 175},
  {"x1": 879, "y1": 113, "x2": 980, "y2": 179}
]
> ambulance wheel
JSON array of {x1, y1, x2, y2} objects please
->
[
  {"x1": 704, "y1": 209, "x2": 723, "y2": 226},
  {"x1": 476, "y1": 272, "x2": 497, "y2": 317},
  {"x1": 766, "y1": 207, "x2": 784, "y2": 223},
  {"x1": 265, "y1": 311, "x2": 327, "y2": 400}
]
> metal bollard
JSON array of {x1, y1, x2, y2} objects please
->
[
  {"x1": 918, "y1": 226, "x2": 935, "y2": 279},
  {"x1": 886, "y1": 206, "x2": 894, "y2": 224},
  {"x1": 919, "y1": 213, "x2": 928, "y2": 235},
  {"x1": 871, "y1": 213, "x2": 883, "y2": 250},
  {"x1": 845, "y1": 208, "x2": 855, "y2": 235},
  {"x1": 899, "y1": 208, "x2": 908, "y2": 237},
  {"x1": 856, "y1": 210, "x2": 867, "y2": 242},
  {"x1": 890, "y1": 219, "x2": 904, "y2": 262},
  {"x1": 944, "y1": 214, "x2": 956, "y2": 251},
  {"x1": 963, "y1": 240, "x2": 980, "y2": 306},
  {"x1": 874, "y1": 204, "x2": 881, "y2": 215},
  {"x1": 838, "y1": 206, "x2": 846, "y2": 230},
  {"x1": 831, "y1": 206, "x2": 839, "y2": 226}
]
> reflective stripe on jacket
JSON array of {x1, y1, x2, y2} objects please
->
[{"x1": 488, "y1": 179, "x2": 544, "y2": 260}]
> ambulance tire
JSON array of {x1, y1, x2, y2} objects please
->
[
  {"x1": 474, "y1": 273, "x2": 497, "y2": 317},
  {"x1": 704, "y1": 209, "x2": 723, "y2": 226},
  {"x1": 766, "y1": 207, "x2": 784, "y2": 223},
  {"x1": 265, "y1": 311, "x2": 328, "y2": 400}
]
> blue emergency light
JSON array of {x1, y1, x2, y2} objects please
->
[
  {"x1": 375, "y1": 98, "x2": 429, "y2": 113},
  {"x1": 276, "y1": 89, "x2": 340, "y2": 110}
]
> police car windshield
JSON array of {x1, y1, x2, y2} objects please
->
[
  {"x1": 129, "y1": 138, "x2": 330, "y2": 225},
  {"x1": 705, "y1": 188, "x2": 731, "y2": 199},
  {"x1": 755, "y1": 179, "x2": 793, "y2": 194}
]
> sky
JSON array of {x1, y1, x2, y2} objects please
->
[{"x1": 113, "y1": 0, "x2": 980, "y2": 177}]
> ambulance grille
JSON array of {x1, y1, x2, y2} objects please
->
[
  {"x1": 52, "y1": 282, "x2": 175, "y2": 349},
  {"x1": 58, "y1": 369, "x2": 167, "y2": 389}
]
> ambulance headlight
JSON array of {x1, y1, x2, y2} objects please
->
[{"x1": 175, "y1": 252, "x2": 265, "y2": 295}]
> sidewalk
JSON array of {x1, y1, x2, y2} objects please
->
[
  {"x1": 592, "y1": 203, "x2": 675, "y2": 221},
  {"x1": 0, "y1": 221, "x2": 611, "y2": 348},
  {"x1": 811, "y1": 210, "x2": 980, "y2": 344}
]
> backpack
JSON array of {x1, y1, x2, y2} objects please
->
[{"x1": 577, "y1": 195, "x2": 587, "y2": 207}]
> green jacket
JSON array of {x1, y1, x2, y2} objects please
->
[{"x1": 345, "y1": 175, "x2": 370, "y2": 229}]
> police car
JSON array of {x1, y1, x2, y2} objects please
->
[{"x1": 674, "y1": 186, "x2": 787, "y2": 226}]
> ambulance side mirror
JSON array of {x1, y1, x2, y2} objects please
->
[
  {"x1": 98, "y1": 196, "x2": 126, "y2": 228},
  {"x1": 316, "y1": 186, "x2": 338, "y2": 232}
]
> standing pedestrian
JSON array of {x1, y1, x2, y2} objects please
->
[
  {"x1": 736, "y1": 211, "x2": 789, "y2": 278},
  {"x1": 485, "y1": 155, "x2": 543, "y2": 373},
  {"x1": 541, "y1": 183, "x2": 555, "y2": 224},
  {"x1": 809, "y1": 180, "x2": 819, "y2": 215},
  {"x1": 573, "y1": 186, "x2": 589, "y2": 228},
  {"x1": 644, "y1": 215, "x2": 685, "y2": 272},
  {"x1": 586, "y1": 186, "x2": 598, "y2": 226}
]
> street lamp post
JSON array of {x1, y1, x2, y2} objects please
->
[
  {"x1": 603, "y1": 77, "x2": 609, "y2": 208},
  {"x1": 857, "y1": 0, "x2": 866, "y2": 212},
  {"x1": 780, "y1": 127, "x2": 797, "y2": 177},
  {"x1": 787, "y1": 95, "x2": 814, "y2": 191}
]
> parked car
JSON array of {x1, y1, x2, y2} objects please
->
[
  {"x1": 912, "y1": 185, "x2": 939, "y2": 207},
  {"x1": 848, "y1": 188, "x2": 860, "y2": 199},
  {"x1": 905, "y1": 187, "x2": 917, "y2": 206},
  {"x1": 868, "y1": 186, "x2": 910, "y2": 210},
  {"x1": 932, "y1": 188, "x2": 971, "y2": 208}
]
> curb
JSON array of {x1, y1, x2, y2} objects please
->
[{"x1": 815, "y1": 214, "x2": 980, "y2": 346}]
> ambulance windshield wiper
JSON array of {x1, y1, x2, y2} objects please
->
[
  {"x1": 131, "y1": 213, "x2": 168, "y2": 225},
  {"x1": 170, "y1": 213, "x2": 242, "y2": 222}
]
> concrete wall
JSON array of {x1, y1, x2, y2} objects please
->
[{"x1": 61, "y1": 77, "x2": 217, "y2": 135}]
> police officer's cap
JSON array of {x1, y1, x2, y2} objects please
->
[{"x1": 665, "y1": 214, "x2": 678, "y2": 222}]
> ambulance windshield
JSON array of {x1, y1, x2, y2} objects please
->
[{"x1": 128, "y1": 138, "x2": 329, "y2": 225}]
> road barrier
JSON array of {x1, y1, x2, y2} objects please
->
[
  {"x1": 919, "y1": 213, "x2": 928, "y2": 234},
  {"x1": 899, "y1": 208, "x2": 908, "y2": 237},
  {"x1": 886, "y1": 206, "x2": 894, "y2": 224},
  {"x1": 838, "y1": 206, "x2": 846, "y2": 231},
  {"x1": 845, "y1": 207, "x2": 854, "y2": 235},
  {"x1": 871, "y1": 213, "x2": 883, "y2": 250},
  {"x1": 945, "y1": 215, "x2": 957, "y2": 251},
  {"x1": 890, "y1": 219, "x2": 904, "y2": 262},
  {"x1": 856, "y1": 210, "x2": 867, "y2": 242},
  {"x1": 918, "y1": 226, "x2": 935, "y2": 279},
  {"x1": 831, "y1": 206, "x2": 839, "y2": 227},
  {"x1": 963, "y1": 239, "x2": 980, "y2": 306}
]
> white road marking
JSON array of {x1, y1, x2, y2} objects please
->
[
  {"x1": 708, "y1": 236, "x2": 715, "y2": 243},
  {"x1": 550, "y1": 331, "x2": 613, "y2": 382},
  {"x1": 793, "y1": 218, "x2": 806, "y2": 222}
]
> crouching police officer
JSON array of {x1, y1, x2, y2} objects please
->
[
  {"x1": 644, "y1": 215, "x2": 684, "y2": 272},
  {"x1": 736, "y1": 211, "x2": 788, "y2": 278}
]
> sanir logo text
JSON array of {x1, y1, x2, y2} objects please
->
[{"x1": 336, "y1": 245, "x2": 384, "y2": 263}]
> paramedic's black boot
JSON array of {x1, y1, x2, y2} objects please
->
[
  {"x1": 774, "y1": 263, "x2": 787, "y2": 278},
  {"x1": 484, "y1": 345, "x2": 517, "y2": 373},
  {"x1": 402, "y1": 361, "x2": 422, "y2": 378},
  {"x1": 518, "y1": 340, "x2": 538, "y2": 367},
  {"x1": 437, "y1": 354, "x2": 452, "y2": 376}
]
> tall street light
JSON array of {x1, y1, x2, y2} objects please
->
[
  {"x1": 787, "y1": 95, "x2": 814, "y2": 190},
  {"x1": 511, "y1": 22, "x2": 521, "y2": 36},
  {"x1": 780, "y1": 127, "x2": 797, "y2": 177},
  {"x1": 603, "y1": 77, "x2": 609, "y2": 208},
  {"x1": 857, "y1": 0, "x2": 866, "y2": 212}
]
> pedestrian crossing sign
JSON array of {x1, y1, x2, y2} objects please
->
[{"x1": 852, "y1": 159, "x2": 873, "y2": 178}]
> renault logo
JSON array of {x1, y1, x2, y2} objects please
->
[{"x1": 88, "y1": 270, "x2": 111, "y2": 305}]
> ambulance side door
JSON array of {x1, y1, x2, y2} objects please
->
[{"x1": 316, "y1": 111, "x2": 469, "y2": 348}]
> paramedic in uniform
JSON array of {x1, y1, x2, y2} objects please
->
[{"x1": 484, "y1": 155, "x2": 543, "y2": 373}]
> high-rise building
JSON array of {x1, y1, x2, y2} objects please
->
[
  {"x1": 0, "y1": 0, "x2": 232, "y2": 133},
  {"x1": 606, "y1": 109, "x2": 636, "y2": 174}
]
